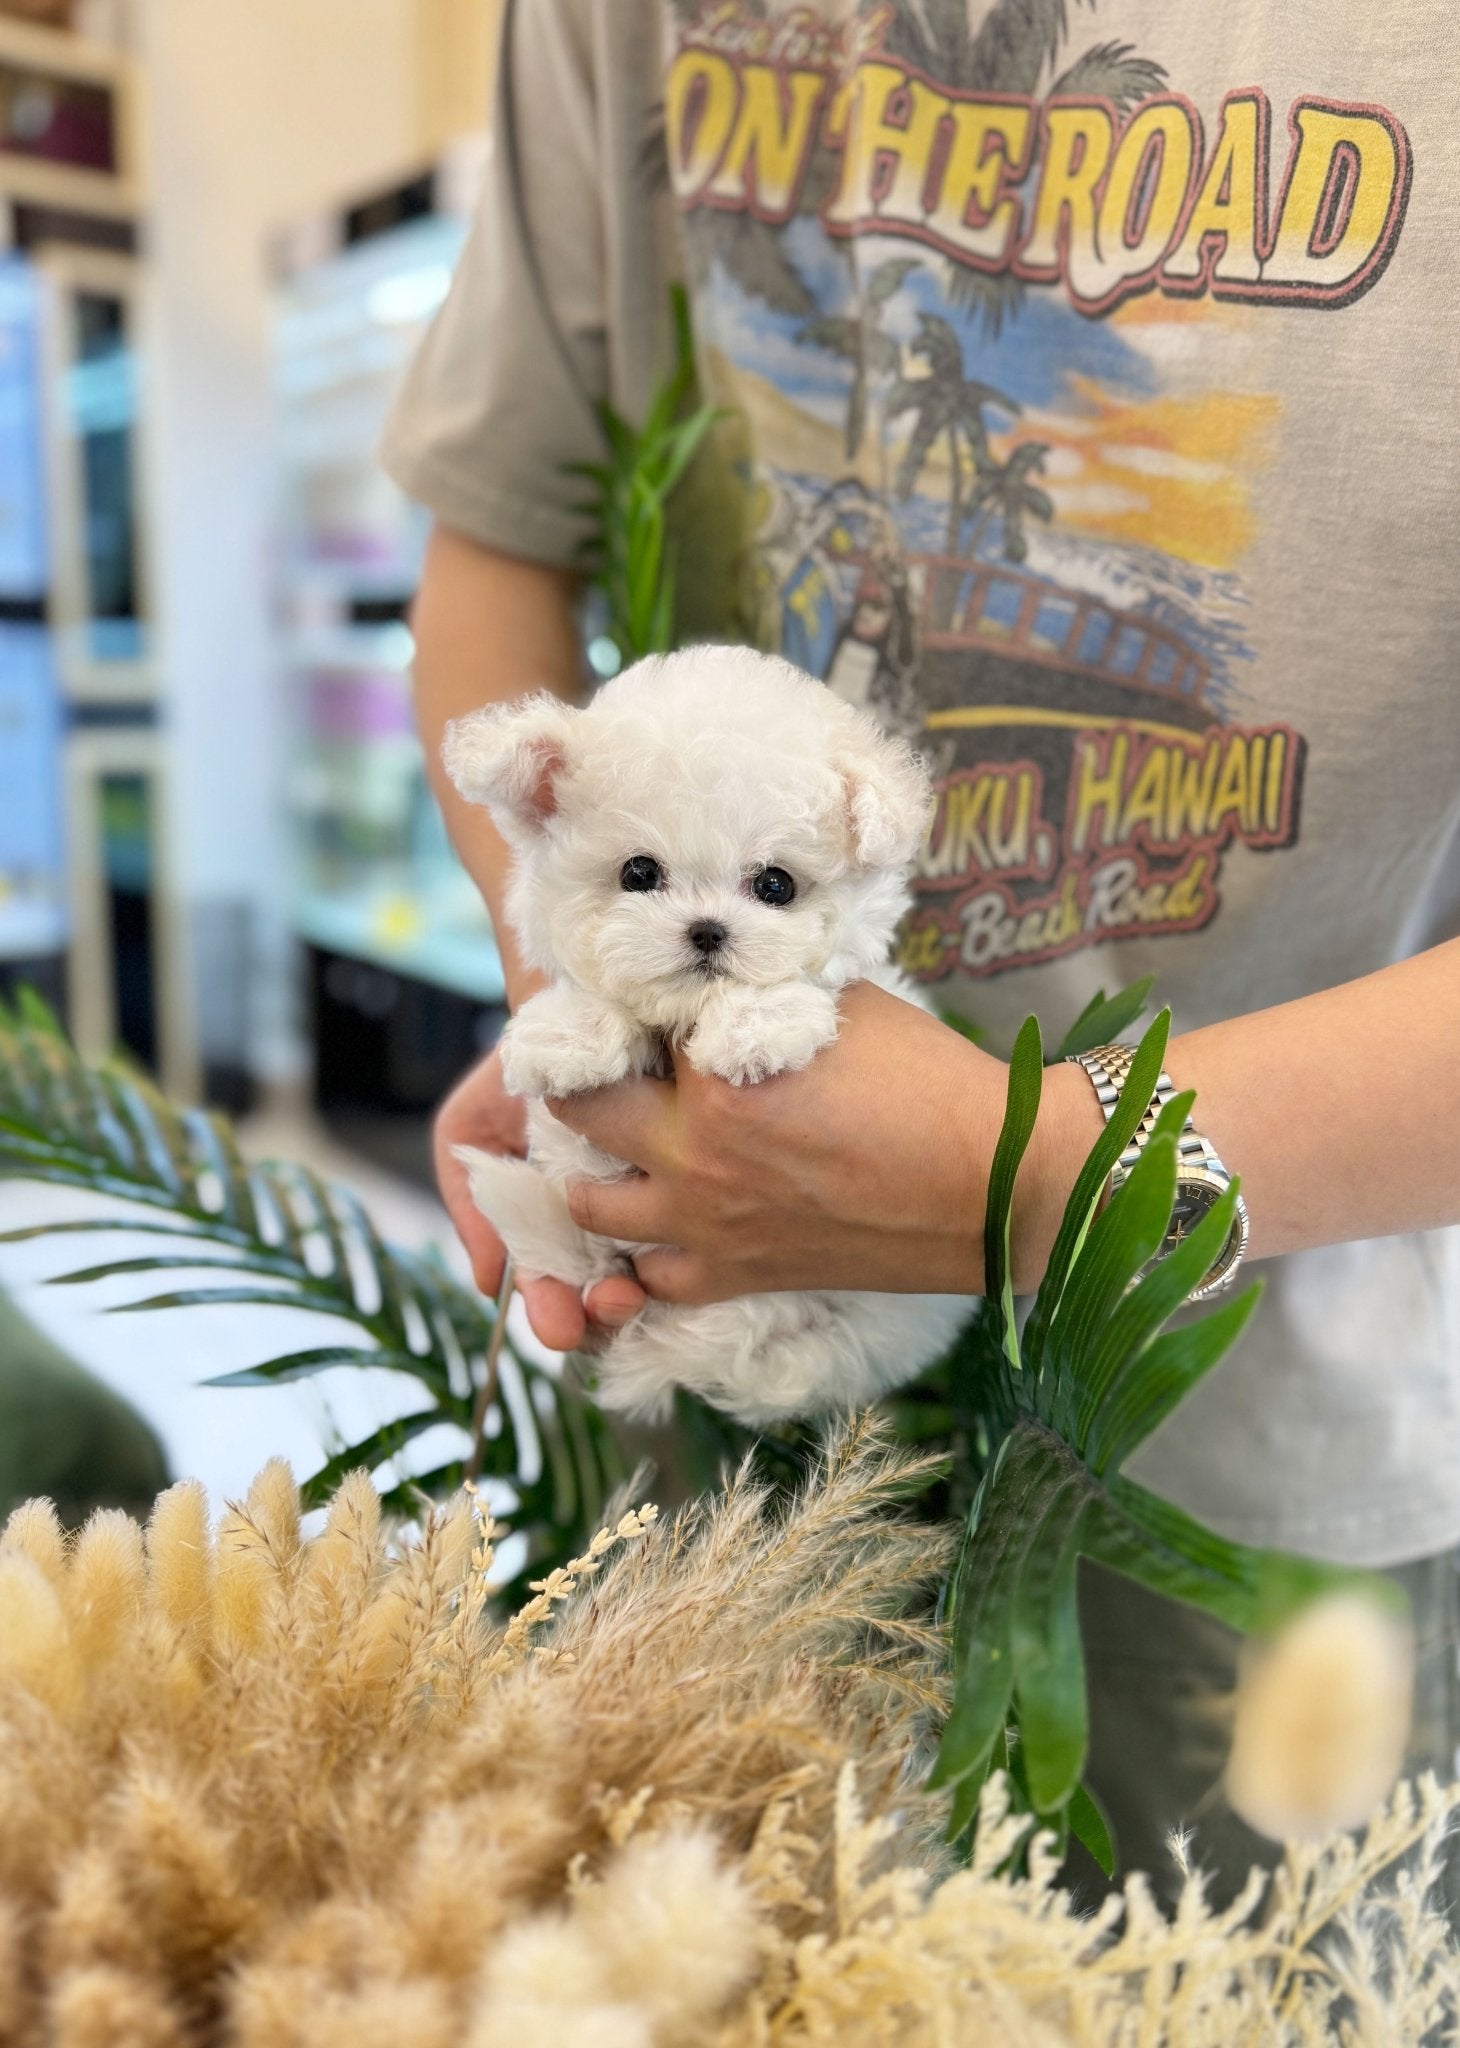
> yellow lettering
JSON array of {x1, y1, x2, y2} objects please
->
[
  {"x1": 1020, "y1": 104, "x2": 1115, "y2": 277},
  {"x1": 1265, "y1": 104, "x2": 1403, "y2": 296},
  {"x1": 1073, "y1": 100, "x2": 1195, "y2": 305},
  {"x1": 1247, "y1": 734, "x2": 1265, "y2": 835},
  {"x1": 1164, "y1": 855, "x2": 1210, "y2": 921},
  {"x1": 1069, "y1": 733, "x2": 1129, "y2": 855},
  {"x1": 826, "y1": 61, "x2": 946, "y2": 228},
  {"x1": 1120, "y1": 745, "x2": 1169, "y2": 844},
  {"x1": 707, "y1": 64, "x2": 827, "y2": 219},
  {"x1": 986, "y1": 770, "x2": 1035, "y2": 869},
  {"x1": 667, "y1": 50, "x2": 741, "y2": 202},
  {"x1": 1164, "y1": 739, "x2": 1220, "y2": 842},
  {"x1": 897, "y1": 918, "x2": 947, "y2": 976},
  {"x1": 923, "y1": 779, "x2": 987, "y2": 880},
  {"x1": 1209, "y1": 734, "x2": 1249, "y2": 834},
  {"x1": 1263, "y1": 731, "x2": 1287, "y2": 834},
  {"x1": 1162, "y1": 93, "x2": 1265, "y2": 287},
  {"x1": 925, "y1": 99, "x2": 1032, "y2": 265}
]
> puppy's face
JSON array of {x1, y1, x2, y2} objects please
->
[
  {"x1": 526, "y1": 763, "x2": 863, "y2": 1028},
  {"x1": 443, "y1": 650, "x2": 930, "y2": 1029}
]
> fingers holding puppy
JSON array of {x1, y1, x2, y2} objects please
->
[
  {"x1": 628, "y1": 1248, "x2": 715, "y2": 1306},
  {"x1": 546, "y1": 1073, "x2": 679, "y2": 1170},
  {"x1": 565, "y1": 1171, "x2": 667, "y2": 1243}
]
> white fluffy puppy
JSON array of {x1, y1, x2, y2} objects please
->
[{"x1": 444, "y1": 646, "x2": 969, "y2": 1426}]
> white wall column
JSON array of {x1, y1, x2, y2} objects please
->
[{"x1": 136, "y1": 0, "x2": 427, "y2": 1084}]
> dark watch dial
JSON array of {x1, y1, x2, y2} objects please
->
[
  {"x1": 1168, "y1": 1177, "x2": 1224, "y2": 1245},
  {"x1": 1164, "y1": 1168, "x2": 1248, "y2": 1297}
]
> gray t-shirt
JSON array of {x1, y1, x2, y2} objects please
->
[{"x1": 383, "y1": 0, "x2": 1460, "y2": 1567}]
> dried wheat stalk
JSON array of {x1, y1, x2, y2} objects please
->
[{"x1": 0, "y1": 1419, "x2": 1453, "y2": 2047}]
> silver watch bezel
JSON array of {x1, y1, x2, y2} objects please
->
[
  {"x1": 1175, "y1": 1166, "x2": 1250, "y2": 1300},
  {"x1": 1072, "y1": 1045, "x2": 1250, "y2": 1302}
]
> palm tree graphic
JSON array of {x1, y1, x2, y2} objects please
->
[
  {"x1": 885, "y1": 312, "x2": 1019, "y2": 553},
  {"x1": 796, "y1": 256, "x2": 918, "y2": 492},
  {"x1": 655, "y1": 0, "x2": 1168, "y2": 335},
  {"x1": 965, "y1": 440, "x2": 1055, "y2": 563},
  {"x1": 881, "y1": 3, "x2": 1168, "y2": 332}
]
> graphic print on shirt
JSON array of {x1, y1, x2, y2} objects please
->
[{"x1": 660, "y1": 1, "x2": 1412, "y2": 980}]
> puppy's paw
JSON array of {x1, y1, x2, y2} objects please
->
[
  {"x1": 686, "y1": 980, "x2": 839, "y2": 1086},
  {"x1": 451, "y1": 1146, "x2": 604, "y2": 1289},
  {"x1": 501, "y1": 986, "x2": 648, "y2": 1099}
]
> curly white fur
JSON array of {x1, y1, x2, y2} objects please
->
[{"x1": 446, "y1": 647, "x2": 969, "y2": 1425}]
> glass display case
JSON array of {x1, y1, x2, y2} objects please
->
[
  {"x1": 0, "y1": 618, "x2": 67, "y2": 972},
  {"x1": 0, "y1": 15, "x2": 141, "y2": 222},
  {"x1": 0, "y1": 18, "x2": 190, "y2": 1090},
  {"x1": 271, "y1": 149, "x2": 505, "y2": 1017},
  {"x1": 0, "y1": 252, "x2": 67, "y2": 985},
  {"x1": 34, "y1": 242, "x2": 153, "y2": 693}
]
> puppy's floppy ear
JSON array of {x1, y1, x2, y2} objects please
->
[
  {"x1": 835, "y1": 722, "x2": 932, "y2": 870},
  {"x1": 442, "y1": 693, "x2": 578, "y2": 839}
]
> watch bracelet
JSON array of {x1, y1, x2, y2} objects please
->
[
  {"x1": 1066, "y1": 1044, "x2": 1222, "y2": 1186},
  {"x1": 1065, "y1": 1044, "x2": 1250, "y2": 1301}
]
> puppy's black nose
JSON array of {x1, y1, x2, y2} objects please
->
[{"x1": 687, "y1": 919, "x2": 728, "y2": 956}]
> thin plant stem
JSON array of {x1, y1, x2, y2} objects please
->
[{"x1": 465, "y1": 1259, "x2": 515, "y2": 1483}]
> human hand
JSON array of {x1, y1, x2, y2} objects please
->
[
  {"x1": 547, "y1": 982, "x2": 1100, "y2": 1307},
  {"x1": 433, "y1": 1045, "x2": 647, "y2": 1351}
]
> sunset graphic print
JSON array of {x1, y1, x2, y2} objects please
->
[{"x1": 660, "y1": 0, "x2": 1412, "y2": 979}]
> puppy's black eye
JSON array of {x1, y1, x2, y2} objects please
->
[
  {"x1": 751, "y1": 866, "x2": 797, "y2": 907},
  {"x1": 620, "y1": 855, "x2": 662, "y2": 893}
]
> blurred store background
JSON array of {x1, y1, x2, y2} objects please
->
[{"x1": 0, "y1": 0, "x2": 516, "y2": 1511}]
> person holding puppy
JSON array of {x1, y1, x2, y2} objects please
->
[{"x1": 383, "y1": 0, "x2": 1460, "y2": 1898}]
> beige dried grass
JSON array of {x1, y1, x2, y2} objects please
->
[{"x1": 0, "y1": 1416, "x2": 1453, "y2": 2047}]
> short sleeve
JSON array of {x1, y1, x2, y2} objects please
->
[{"x1": 380, "y1": 0, "x2": 609, "y2": 566}]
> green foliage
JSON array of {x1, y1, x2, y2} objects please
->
[
  {"x1": 926, "y1": 1007, "x2": 1375, "y2": 1860},
  {"x1": 0, "y1": 991, "x2": 623, "y2": 1601},
  {"x1": 0, "y1": 982, "x2": 1387, "y2": 1879},
  {"x1": 1052, "y1": 977, "x2": 1156, "y2": 1063},
  {"x1": 945, "y1": 974, "x2": 1154, "y2": 1068},
  {"x1": 569, "y1": 283, "x2": 724, "y2": 665}
]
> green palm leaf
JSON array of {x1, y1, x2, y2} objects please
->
[
  {"x1": 0, "y1": 997, "x2": 624, "y2": 1602},
  {"x1": 932, "y1": 1010, "x2": 1384, "y2": 1858},
  {"x1": 981, "y1": 1016, "x2": 1044, "y2": 1376},
  {"x1": 574, "y1": 284, "x2": 725, "y2": 664},
  {"x1": 1054, "y1": 977, "x2": 1155, "y2": 1062}
]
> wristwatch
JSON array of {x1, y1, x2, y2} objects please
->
[{"x1": 1066, "y1": 1043, "x2": 1249, "y2": 1301}]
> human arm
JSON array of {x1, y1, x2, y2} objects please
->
[
  {"x1": 411, "y1": 526, "x2": 582, "y2": 1009},
  {"x1": 548, "y1": 939, "x2": 1460, "y2": 1306},
  {"x1": 1157, "y1": 935, "x2": 1460, "y2": 1260},
  {"x1": 411, "y1": 528, "x2": 646, "y2": 1348}
]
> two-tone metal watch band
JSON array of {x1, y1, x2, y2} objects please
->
[
  {"x1": 1066, "y1": 1043, "x2": 1220, "y2": 1189},
  {"x1": 1065, "y1": 1042, "x2": 1250, "y2": 1299}
]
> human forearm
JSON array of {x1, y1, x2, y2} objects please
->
[
  {"x1": 411, "y1": 526, "x2": 634, "y2": 1345},
  {"x1": 1026, "y1": 939, "x2": 1460, "y2": 1279},
  {"x1": 547, "y1": 944, "x2": 1460, "y2": 1309},
  {"x1": 410, "y1": 524, "x2": 583, "y2": 1007},
  {"x1": 1157, "y1": 939, "x2": 1460, "y2": 1261}
]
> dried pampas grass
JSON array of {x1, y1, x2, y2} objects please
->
[
  {"x1": 0, "y1": 1418, "x2": 1455, "y2": 2048},
  {"x1": 1226, "y1": 1591, "x2": 1415, "y2": 1843}
]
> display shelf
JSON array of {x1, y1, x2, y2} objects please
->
[
  {"x1": 293, "y1": 885, "x2": 503, "y2": 1007},
  {"x1": 279, "y1": 623, "x2": 416, "y2": 673},
  {"x1": 0, "y1": 897, "x2": 68, "y2": 961},
  {"x1": 270, "y1": 149, "x2": 501, "y2": 1101}
]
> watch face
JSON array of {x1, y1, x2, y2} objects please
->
[
  {"x1": 1170, "y1": 1177, "x2": 1224, "y2": 1244},
  {"x1": 1169, "y1": 1168, "x2": 1249, "y2": 1296}
]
